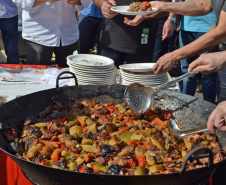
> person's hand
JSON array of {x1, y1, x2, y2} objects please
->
[
  {"x1": 124, "y1": 15, "x2": 145, "y2": 26},
  {"x1": 66, "y1": 0, "x2": 82, "y2": 5},
  {"x1": 162, "y1": 19, "x2": 175, "y2": 41},
  {"x1": 101, "y1": 0, "x2": 118, "y2": 18},
  {"x1": 152, "y1": 52, "x2": 179, "y2": 74},
  {"x1": 207, "y1": 101, "x2": 226, "y2": 134},
  {"x1": 188, "y1": 52, "x2": 226, "y2": 74},
  {"x1": 141, "y1": 1, "x2": 163, "y2": 19}
]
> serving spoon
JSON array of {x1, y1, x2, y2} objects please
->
[
  {"x1": 169, "y1": 119, "x2": 209, "y2": 141},
  {"x1": 124, "y1": 71, "x2": 196, "y2": 113}
]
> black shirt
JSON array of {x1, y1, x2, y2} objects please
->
[{"x1": 100, "y1": 0, "x2": 158, "y2": 54}]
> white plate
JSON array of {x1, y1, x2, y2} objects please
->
[
  {"x1": 110, "y1": 6, "x2": 157, "y2": 16},
  {"x1": 121, "y1": 71, "x2": 168, "y2": 78},
  {"x1": 70, "y1": 67, "x2": 117, "y2": 75},
  {"x1": 67, "y1": 61, "x2": 115, "y2": 70},
  {"x1": 70, "y1": 70, "x2": 117, "y2": 78},
  {"x1": 121, "y1": 70, "x2": 167, "y2": 78},
  {"x1": 119, "y1": 63, "x2": 156, "y2": 72},
  {"x1": 67, "y1": 54, "x2": 114, "y2": 67},
  {"x1": 122, "y1": 77, "x2": 169, "y2": 84},
  {"x1": 121, "y1": 79, "x2": 164, "y2": 86}
]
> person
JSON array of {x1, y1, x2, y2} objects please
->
[
  {"x1": 78, "y1": 0, "x2": 104, "y2": 54},
  {"x1": 12, "y1": 0, "x2": 90, "y2": 67},
  {"x1": 139, "y1": 0, "x2": 226, "y2": 104},
  {"x1": 188, "y1": 50, "x2": 226, "y2": 185},
  {"x1": 0, "y1": 0, "x2": 20, "y2": 64},
  {"x1": 164, "y1": 1, "x2": 218, "y2": 103},
  {"x1": 188, "y1": 51, "x2": 226, "y2": 133},
  {"x1": 93, "y1": 0, "x2": 170, "y2": 68}
]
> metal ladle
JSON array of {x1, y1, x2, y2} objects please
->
[{"x1": 124, "y1": 71, "x2": 196, "y2": 113}]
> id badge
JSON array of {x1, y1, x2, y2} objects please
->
[{"x1": 141, "y1": 28, "x2": 149, "y2": 44}]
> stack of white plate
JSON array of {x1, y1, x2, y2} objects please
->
[
  {"x1": 119, "y1": 63, "x2": 169, "y2": 88},
  {"x1": 67, "y1": 54, "x2": 117, "y2": 85}
]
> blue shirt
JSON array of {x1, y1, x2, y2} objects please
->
[
  {"x1": 179, "y1": 0, "x2": 216, "y2": 32},
  {"x1": 80, "y1": 0, "x2": 103, "y2": 18},
  {"x1": 0, "y1": 0, "x2": 18, "y2": 18}
]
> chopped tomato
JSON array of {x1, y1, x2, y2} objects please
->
[
  {"x1": 143, "y1": 141, "x2": 152, "y2": 149},
  {"x1": 142, "y1": 1, "x2": 150, "y2": 7},
  {"x1": 78, "y1": 165, "x2": 86, "y2": 173},
  {"x1": 126, "y1": 159, "x2": 137, "y2": 167},
  {"x1": 51, "y1": 135, "x2": 58, "y2": 141},
  {"x1": 127, "y1": 140, "x2": 143, "y2": 146},
  {"x1": 60, "y1": 143, "x2": 66, "y2": 149},
  {"x1": 69, "y1": 147, "x2": 79, "y2": 153},
  {"x1": 117, "y1": 114, "x2": 123, "y2": 121},
  {"x1": 100, "y1": 115, "x2": 112, "y2": 122},
  {"x1": 123, "y1": 118, "x2": 133, "y2": 123},
  {"x1": 93, "y1": 164, "x2": 101, "y2": 173},
  {"x1": 136, "y1": 155, "x2": 147, "y2": 166},
  {"x1": 107, "y1": 105, "x2": 115, "y2": 113},
  {"x1": 118, "y1": 127, "x2": 129, "y2": 133},
  {"x1": 153, "y1": 117, "x2": 165, "y2": 128}
]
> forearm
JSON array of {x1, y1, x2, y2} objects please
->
[
  {"x1": 93, "y1": 0, "x2": 105, "y2": 9},
  {"x1": 173, "y1": 28, "x2": 226, "y2": 61},
  {"x1": 220, "y1": 51, "x2": 226, "y2": 68},
  {"x1": 160, "y1": 0, "x2": 212, "y2": 16},
  {"x1": 208, "y1": 23, "x2": 216, "y2": 32}
]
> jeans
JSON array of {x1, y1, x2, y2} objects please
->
[
  {"x1": 153, "y1": 16, "x2": 169, "y2": 62},
  {"x1": 78, "y1": 14, "x2": 103, "y2": 55},
  {"x1": 0, "y1": 16, "x2": 19, "y2": 64},
  {"x1": 179, "y1": 30, "x2": 219, "y2": 103},
  {"x1": 100, "y1": 44, "x2": 154, "y2": 68}
]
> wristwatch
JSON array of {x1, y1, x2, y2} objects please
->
[{"x1": 168, "y1": 17, "x2": 176, "y2": 24}]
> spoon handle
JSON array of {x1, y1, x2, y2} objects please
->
[
  {"x1": 180, "y1": 126, "x2": 209, "y2": 137},
  {"x1": 155, "y1": 71, "x2": 196, "y2": 93}
]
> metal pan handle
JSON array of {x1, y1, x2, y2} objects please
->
[
  {"x1": 179, "y1": 146, "x2": 214, "y2": 175},
  {"x1": 56, "y1": 71, "x2": 78, "y2": 90}
]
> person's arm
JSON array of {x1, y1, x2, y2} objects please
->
[
  {"x1": 152, "y1": 10, "x2": 226, "y2": 74},
  {"x1": 93, "y1": 0, "x2": 117, "y2": 18},
  {"x1": 207, "y1": 101, "x2": 226, "y2": 134},
  {"x1": 149, "y1": 0, "x2": 212, "y2": 17}
]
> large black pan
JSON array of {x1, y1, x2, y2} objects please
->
[{"x1": 0, "y1": 84, "x2": 225, "y2": 185}]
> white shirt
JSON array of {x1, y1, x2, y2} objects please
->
[
  {"x1": 0, "y1": 0, "x2": 18, "y2": 18},
  {"x1": 12, "y1": 0, "x2": 90, "y2": 47}
]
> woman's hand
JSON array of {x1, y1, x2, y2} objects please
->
[
  {"x1": 101, "y1": 0, "x2": 118, "y2": 18},
  {"x1": 208, "y1": 101, "x2": 226, "y2": 134}
]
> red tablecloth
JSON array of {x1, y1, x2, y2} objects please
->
[{"x1": 0, "y1": 150, "x2": 32, "y2": 185}]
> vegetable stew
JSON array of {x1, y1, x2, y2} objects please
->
[{"x1": 3, "y1": 97, "x2": 225, "y2": 175}]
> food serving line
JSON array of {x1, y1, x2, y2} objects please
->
[{"x1": 0, "y1": 56, "x2": 224, "y2": 185}]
